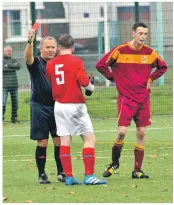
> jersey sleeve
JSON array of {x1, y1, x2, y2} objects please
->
[
  {"x1": 96, "y1": 47, "x2": 117, "y2": 81},
  {"x1": 150, "y1": 50, "x2": 167, "y2": 81},
  {"x1": 75, "y1": 59, "x2": 90, "y2": 87},
  {"x1": 26, "y1": 57, "x2": 39, "y2": 73}
]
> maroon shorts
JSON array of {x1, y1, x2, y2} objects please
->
[{"x1": 117, "y1": 94, "x2": 151, "y2": 127}]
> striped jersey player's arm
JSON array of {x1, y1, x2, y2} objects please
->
[
  {"x1": 106, "y1": 43, "x2": 128, "y2": 66},
  {"x1": 106, "y1": 47, "x2": 120, "y2": 67},
  {"x1": 96, "y1": 48, "x2": 117, "y2": 81},
  {"x1": 150, "y1": 50, "x2": 167, "y2": 81}
]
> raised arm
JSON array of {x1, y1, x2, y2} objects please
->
[{"x1": 24, "y1": 29, "x2": 35, "y2": 65}]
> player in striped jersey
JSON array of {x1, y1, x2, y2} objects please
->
[{"x1": 96, "y1": 22, "x2": 167, "y2": 179}]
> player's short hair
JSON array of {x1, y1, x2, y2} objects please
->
[
  {"x1": 39, "y1": 36, "x2": 57, "y2": 49},
  {"x1": 58, "y1": 34, "x2": 74, "y2": 49},
  {"x1": 132, "y1": 22, "x2": 147, "y2": 31}
]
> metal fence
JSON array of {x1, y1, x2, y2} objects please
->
[{"x1": 2, "y1": 2, "x2": 173, "y2": 121}]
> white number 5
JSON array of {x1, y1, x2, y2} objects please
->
[{"x1": 55, "y1": 64, "x2": 65, "y2": 85}]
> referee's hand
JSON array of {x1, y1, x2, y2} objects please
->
[{"x1": 28, "y1": 29, "x2": 36, "y2": 43}]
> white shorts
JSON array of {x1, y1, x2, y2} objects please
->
[{"x1": 54, "y1": 102, "x2": 94, "y2": 136}]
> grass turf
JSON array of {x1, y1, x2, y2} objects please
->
[{"x1": 3, "y1": 115, "x2": 173, "y2": 203}]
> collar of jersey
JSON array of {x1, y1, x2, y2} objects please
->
[{"x1": 127, "y1": 41, "x2": 144, "y2": 51}]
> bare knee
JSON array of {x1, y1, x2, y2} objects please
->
[
  {"x1": 117, "y1": 126, "x2": 128, "y2": 142},
  {"x1": 137, "y1": 129, "x2": 145, "y2": 140},
  {"x1": 117, "y1": 130, "x2": 126, "y2": 142},
  {"x1": 52, "y1": 137, "x2": 61, "y2": 146},
  {"x1": 81, "y1": 133, "x2": 96, "y2": 148},
  {"x1": 118, "y1": 131, "x2": 126, "y2": 139},
  {"x1": 37, "y1": 139, "x2": 48, "y2": 147}
]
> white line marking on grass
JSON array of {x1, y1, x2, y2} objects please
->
[
  {"x1": 95, "y1": 154, "x2": 170, "y2": 159},
  {"x1": 3, "y1": 155, "x2": 33, "y2": 157},
  {"x1": 2, "y1": 126, "x2": 173, "y2": 138},
  {"x1": 97, "y1": 141, "x2": 172, "y2": 144},
  {"x1": 95, "y1": 127, "x2": 173, "y2": 133},
  {"x1": 3, "y1": 126, "x2": 30, "y2": 130},
  {"x1": 75, "y1": 147, "x2": 173, "y2": 154},
  {"x1": 3, "y1": 134, "x2": 29, "y2": 137},
  {"x1": 3, "y1": 147, "x2": 172, "y2": 158},
  {"x1": 3, "y1": 153, "x2": 170, "y2": 162}
]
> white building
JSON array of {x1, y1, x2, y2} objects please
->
[{"x1": 3, "y1": 2, "x2": 151, "y2": 42}]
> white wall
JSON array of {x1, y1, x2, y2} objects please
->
[{"x1": 65, "y1": 2, "x2": 150, "y2": 39}]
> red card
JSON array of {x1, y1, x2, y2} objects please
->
[{"x1": 32, "y1": 22, "x2": 40, "y2": 31}]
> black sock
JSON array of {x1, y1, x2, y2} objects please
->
[
  {"x1": 35, "y1": 146, "x2": 47, "y2": 176},
  {"x1": 54, "y1": 145, "x2": 63, "y2": 174},
  {"x1": 112, "y1": 143, "x2": 123, "y2": 164}
]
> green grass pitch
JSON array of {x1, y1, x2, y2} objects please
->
[{"x1": 3, "y1": 115, "x2": 172, "y2": 203}]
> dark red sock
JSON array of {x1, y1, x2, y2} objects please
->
[
  {"x1": 134, "y1": 144, "x2": 144, "y2": 172},
  {"x1": 60, "y1": 146, "x2": 73, "y2": 177},
  {"x1": 82, "y1": 147, "x2": 95, "y2": 175}
]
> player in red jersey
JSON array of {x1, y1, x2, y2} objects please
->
[
  {"x1": 46, "y1": 34, "x2": 107, "y2": 185},
  {"x1": 96, "y1": 22, "x2": 167, "y2": 179}
]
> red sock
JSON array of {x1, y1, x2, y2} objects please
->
[
  {"x1": 60, "y1": 146, "x2": 73, "y2": 177},
  {"x1": 134, "y1": 144, "x2": 144, "y2": 172},
  {"x1": 82, "y1": 147, "x2": 95, "y2": 175}
]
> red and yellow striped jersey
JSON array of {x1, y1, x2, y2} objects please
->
[{"x1": 96, "y1": 42, "x2": 167, "y2": 103}]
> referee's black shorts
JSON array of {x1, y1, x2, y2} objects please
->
[{"x1": 30, "y1": 101, "x2": 58, "y2": 140}]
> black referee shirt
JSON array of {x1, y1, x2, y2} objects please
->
[{"x1": 27, "y1": 56, "x2": 54, "y2": 106}]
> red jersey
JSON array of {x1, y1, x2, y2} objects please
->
[
  {"x1": 96, "y1": 42, "x2": 167, "y2": 103},
  {"x1": 46, "y1": 54, "x2": 90, "y2": 103}
]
